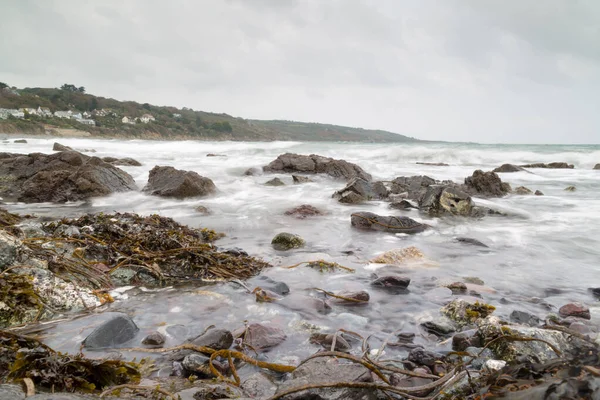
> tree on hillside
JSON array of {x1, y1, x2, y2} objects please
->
[
  {"x1": 78, "y1": 86, "x2": 85, "y2": 93},
  {"x1": 143, "y1": 103, "x2": 151, "y2": 110},
  {"x1": 210, "y1": 121, "x2": 233, "y2": 132},
  {"x1": 0, "y1": 82, "x2": 7, "y2": 89},
  {"x1": 89, "y1": 98, "x2": 98, "y2": 111},
  {"x1": 60, "y1": 83, "x2": 83, "y2": 92}
]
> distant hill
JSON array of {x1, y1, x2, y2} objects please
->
[{"x1": 0, "y1": 84, "x2": 418, "y2": 142}]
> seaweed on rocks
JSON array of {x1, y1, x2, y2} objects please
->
[
  {"x1": 0, "y1": 330, "x2": 141, "y2": 392},
  {"x1": 26, "y1": 212, "x2": 270, "y2": 287}
]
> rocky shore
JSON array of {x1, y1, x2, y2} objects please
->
[{"x1": 1, "y1": 148, "x2": 599, "y2": 399}]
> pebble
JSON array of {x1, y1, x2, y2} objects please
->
[
  {"x1": 510, "y1": 310, "x2": 541, "y2": 326},
  {"x1": 407, "y1": 348, "x2": 444, "y2": 367},
  {"x1": 484, "y1": 359, "x2": 507, "y2": 372},
  {"x1": 190, "y1": 328, "x2": 233, "y2": 350},
  {"x1": 142, "y1": 331, "x2": 166, "y2": 346}
]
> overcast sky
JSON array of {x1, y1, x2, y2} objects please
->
[{"x1": 1, "y1": 1, "x2": 599, "y2": 143}]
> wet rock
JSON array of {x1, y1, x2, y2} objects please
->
[
  {"x1": 370, "y1": 246, "x2": 425, "y2": 264},
  {"x1": 241, "y1": 373, "x2": 277, "y2": 399},
  {"x1": 142, "y1": 331, "x2": 166, "y2": 346},
  {"x1": 390, "y1": 199, "x2": 418, "y2": 209},
  {"x1": 53, "y1": 224, "x2": 80, "y2": 237},
  {"x1": 292, "y1": 175, "x2": 313, "y2": 184},
  {"x1": 421, "y1": 319, "x2": 456, "y2": 336},
  {"x1": 243, "y1": 323, "x2": 287, "y2": 351},
  {"x1": 190, "y1": 328, "x2": 233, "y2": 350},
  {"x1": 143, "y1": 166, "x2": 216, "y2": 198},
  {"x1": 455, "y1": 237, "x2": 488, "y2": 248},
  {"x1": 588, "y1": 287, "x2": 600, "y2": 299},
  {"x1": 559, "y1": 302, "x2": 590, "y2": 320},
  {"x1": 284, "y1": 204, "x2": 324, "y2": 219},
  {"x1": 510, "y1": 310, "x2": 541, "y2": 326},
  {"x1": 416, "y1": 161, "x2": 449, "y2": 166},
  {"x1": 0, "y1": 230, "x2": 20, "y2": 270},
  {"x1": 493, "y1": 164, "x2": 525, "y2": 173},
  {"x1": 275, "y1": 357, "x2": 377, "y2": 400},
  {"x1": 333, "y1": 178, "x2": 388, "y2": 204},
  {"x1": 446, "y1": 282, "x2": 468, "y2": 294},
  {"x1": 407, "y1": 348, "x2": 444, "y2": 368},
  {"x1": 520, "y1": 162, "x2": 574, "y2": 169},
  {"x1": 53, "y1": 142, "x2": 73, "y2": 151},
  {"x1": 256, "y1": 276, "x2": 290, "y2": 295},
  {"x1": 419, "y1": 185, "x2": 474, "y2": 216},
  {"x1": 452, "y1": 330, "x2": 482, "y2": 351},
  {"x1": 101, "y1": 156, "x2": 142, "y2": 166},
  {"x1": 82, "y1": 313, "x2": 139, "y2": 349},
  {"x1": 594, "y1": 164, "x2": 600, "y2": 170},
  {"x1": 263, "y1": 153, "x2": 372, "y2": 182},
  {"x1": 271, "y1": 232, "x2": 305, "y2": 250},
  {"x1": 265, "y1": 177, "x2": 285, "y2": 186},
  {"x1": 244, "y1": 167, "x2": 262, "y2": 176},
  {"x1": 390, "y1": 374, "x2": 434, "y2": 396},
  {"x1": 14, "y1": 139, "x2": 27, "y2": 144},
  {"x1": 310, "y1": 333, "x2": 352, "y2": 351},
  {"x1": 195, "y1": 205, "x2": 211, "y2": 215},
  {"x1": 350, "y1": 211, "x2": 428, "y2": 234},
  {"x1": 332, "y1": 290, "x2": 370, "y2": 304},
  {"x1": 484, "y1": 359, "x2": 506, "y2": 372},
  {"x1": 182, "y1": 353, "x2": 210, "y2": 372},
  {"x1": 513, "y1": 186, "x2": 533, "y2": 195},
  {"x1": 206, "y1": 153, "x2": 226, "y2": 157},
  {"x1": 0, "y1": 384, "x2": 25, "y2": 400},
  {"x1": 441, "y1": 299, "x2": 495, "y2": 328},
  {"x1": 564, "y1": 185, "x2": 577, "y2": 192},
  {"x1": 535, "y1": 190, "x2": 544, "y2": 195},
  {"x1": 390, "y1": 175, "x2": 437, "y2": 199},
  {"x1": 464, "y1": 277, "x2": 485, "y2": 285},
  {"x1": 370, "y1": 275, "x2": 411, "y2": 290},
  {"x1": 191, "y1": 383, "x2": 245, "y2": 399},
  {"x1": 463, "y1": 170, "x2": 509, "y2": 197},
  {"x1": 0, "y1": 151, "x2": 137, "y2": 203}
]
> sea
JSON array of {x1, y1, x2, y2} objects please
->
[{"x1": 2, "y1": 137, "x2": 600, "y2": 372}]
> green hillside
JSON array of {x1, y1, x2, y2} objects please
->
[{"x1": 0, "y1": 83, "x2": 417, "y2": 142}]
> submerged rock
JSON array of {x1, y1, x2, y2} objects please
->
[
  {"x1": 53, "y1": 142, "x2": 73, "y2": 151},
  {"x1": 256, "y1": 276, "x2": 290, "y2": 295},
  {"x1": 493, "y1": 164, "x2": 525, "y2": 173},
  {"x1": 535, "y1": 190, "x2": 544, "y2": 196},
  {"x1": 594, "y1": 164, "x2": 600, "y2": 170},
  {"x1": 510, "y1": 310, "x2": 541, "y2": 326},
  {"x1": 243, "y1": 323, "x2": 287, "y2": 351},
  {"x1": 101, "y1": 156, "x2": 142, "y2": 166},
  {"x1": 441, "y1": 299, "x2": 496, "y2": 328},
  {"x1": 521, "y1": 162, "x2": 574, "y2": 169},
  {"x1": 463, "y1": 170, "x2": 510, "y2": 198},
  {"x1": 284, "y1": 204, "x2": 324, "y2": 219},
  {"x1": 310, "y1": 333, "x2": 352, "y2": 351},
  {"x1": 82, "y1": 313, "x2": 139, "y2": 349},
  {"x1": 190, "y1": 328, "x2": 233, "y2": 350},
  {"x1": 513, "y1": 186, "x2": 533, "y2": 195},
  {"x1": 370, "y1": 275, "x2": 411, "y2": 289},
  {"x1": 332, "y1": 177, "x2": 388, "y2": 204},
  {"x1": 416, "y1": 161, "x2": 449, "y2": 166},
  {"x1": 265, "y1": 177, "x2": 285, "y2": 186},
  {"x1": 292, "y1": 175, "x2": 313, "y2": 184},
  {"x1": 350, "y1": 212, "x2": 428, "y2": 234},
  {"x1": 564, "y1": 185, "x2": 577, "y2": 192},
  {"x1": 0, "y1": 151, "x2": 137, "y2": 203},
  {"x1": 370, "y1": 246, "x2": 425, "y2": 264},
  {"x1": 271, "y1": 232, "x2": 305, "y2": 250},
  {"x1": 263, "y1": 153, "x2": 372, "y2": 181},
  {"x1": 455, "y1": 237, "x2": 488, "y2": 248},
  {"x1": 142, "y1": 331, "x2": 165, "y2": 346},
  {"x1": 14, "y1": 139, "x2": 27, "y2": 144},
  {"x1": 143, "y1": 166, "x2": 216, "y2": 198}
]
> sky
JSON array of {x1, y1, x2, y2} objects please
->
[{"x1": 1, "y1": 0, "x2": 599, "y2": 144}]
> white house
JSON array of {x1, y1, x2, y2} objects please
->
[
  {"x1": 173, "y1": 113, "x2": 182, "y2": 118},
  {"x1": 0, "y1": 109, "x2": 10, "y2": 119},
  {"x1": 77, "y1": 119, "x2": 96, "y2": 126},
  {"x1": 21, "y1": 107, "x2": 38, "y2": 116},
  {"x1": 93, "y1": 109, "x2": 107, "y2": 117},
  {"x1": 140, "y1": 114, "x2": 155, "y2": 123},
  {"x1": 82, "y1": 111, "x2": 92, "y2": 118},
  {"x1": 71, "y1": 112, "x2": 83, "y2": 120},
  {"x1": 54, "y1": 111, "x2": 72, "y2": 119},
  {"x1": 37, "y1": 107, "x2": 52, "y2": 117},
  {"x1": 122, "y1": 116, "x2": 136, "y2": 125},
  {"x1": 8, "y1": 109, "x2": 25, "y2": 118}
]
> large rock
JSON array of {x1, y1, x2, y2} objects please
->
[
  {"x1": 390, "y1": 175, "x2": 437, "y2": 199},
  {"x1": 82, "y1": 313, "x2": 139, "y2": 349},
  {"x1": 53, "y1": 142, "x2": 73, "y2": 151},
  {"x1": 243, "y1": 323, "x2": 287, "y2": 351},
  {"x1": 513, "y1": 186, "x2": 533, "y2": 195},
  {"x1": 463, "y1": 170, "x2": 510, "y2": 197},
  {"x1": 520, "y1": 162, "x2": 574, "y2": 169},
  {"x1": 493, "y1": 164, "x2": 525, "y2": 173},
  {"x1": 0, "y1": 151, "x2": 137, "y2": 202},
  {"x1": 350, "y1": 212, "x2": 428, "y2": 234},
  {"x1": 263, "y1": 153, "x2": 372, "y2": 181},
  {"x1": 594, "y1": 164, "x2": 600, "y2": 170},
  {"x1": 332, "y1": 178, "x2": 388, "y2": 204},
  {"x1": 190, "y1": 328, "x2": 233, "y2": 350},
  {"x1": 143, "y1": 166, "x2": 216, "y2": 198},
  {"x1": 101, "y1": 156, "x2": 142, "y2": 166},
  {"x1": 419, "y1": 185, "x2": 474, "y2": 216},
  {"x1": 275, "y1": 357, "x2": 378, "y2": 400}
]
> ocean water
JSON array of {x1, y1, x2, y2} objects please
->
[{"x1": 3, "y1": 137, "x2": 600, "y2": 367}]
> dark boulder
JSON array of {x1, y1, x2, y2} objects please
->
[
  {"x1": 101, "y1": 156, "x2": 142, "y2": 167},
  {"x1": 53, "y1": 142, "x2": 73, "y2": 151},
  {"x1": 350, "y1": 212, "x2": 428, "y2": 234},
  {"x1": 263, "y1": 153, "x2": 372, "y2": 181},
  {"x1": 463, "y1": 170, "x2": 509, "y2": 197},
  {"x1": 407, "y1": 348, "x2": 444, "y2": 368},
  {"x1": 493, "y1": 164, "x2": 524, "y2": 173},
  {"x1": 332, "y1": 178, "x2": 388, "y2": 204},
  {"x1": 0, "y1": 151, "x2": 137, "y2": 203},
  {"x1": 142, "y1": 331, "x2": 166, "y2": 346},
  {"x1": 292, "y1": 175, "x2": 313, "y2": 184},
  {"x1": 390, "y1": 175, "x2": 436, "y2": 199},
  {"x1": 419, "y1": 185, "x2": 474, "y2": 216},
  {"x1": 284, "y1": 204, "x2": 324, "y2": 219},
  {"x1": 14, "y1": 139, "x2": 27, "y2": 144},
  {"x1": 264, "y1": 177, "x2": 285, "y2": 186},
  {"x1": 143, "y1": 166, "x2": 216, "y2": 198},
  {"x1": 416, "y1": 161, "x2": 449, "y2": 166},
  {"x1": 520, "y1": 162, "x2": 574, "y2": 169},
  {"x1": 371, "y1": 275, "x2": 411, "y2": 290},
  {"x1": 275, "y1": 358, "x2": 378, "y2": 400},
  {"x1": 559, "y1": 303, "x2": 590, "y2": 320},
  {"x1": 190, "y1": 328, "x2": 233, "y2": 350},
  {"x1": 82, "y1": 313, "x2": 139, "y2": 349},
  {"x1": 594, "y1": 164, "x2": 600, "y2": 170}
]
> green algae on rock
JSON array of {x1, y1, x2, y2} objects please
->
[
  {"x1": 441, "y1": 299, "x2": 496, "y2": 328},
  {"x1": 271, "y1": 232, "x2": 305, "y2": 251}
]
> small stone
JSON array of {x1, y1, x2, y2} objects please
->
[
  {"x1": 14, "y1": 139, "x2": 27, "y2": 144},
  {"x1": 310, "y1": 333, "x2": 352, "y2": 352},
  {"x1": 446, "y1": 282, "x2": 467, "y2": 294},
  {"x1": 484, "y1": 359, "x2": 507, "y2": 372},
  {"x1": 284, "y1": 204, "x2": 324, "y2": 219},
  {"x1": 564, "y1": 186, "x2": 576, "y2": 192},
  {"x1": 588, "y1": 288, "x2": 600, "y2": 299},
  {"x1": 559, "y1": 302, "x2": 590, "y2": 320},
  {"x1": 513, "y1": 186, "x2": 533, "y2": 195},
  {"x1": 265, "y1": 177, "x2": 285, "y2": 186},
  {"x1": 332, "y1": 290, "x2": 370, "y2": 304},
  {"x1": 390, "y1": 200, "x2": 418, "y2": 210},
  {"x1": 455, "y1": 237, "x2": 488, "y2": 248},
  {"x1": 243, "y1": 323, "x2": 287, "y2": 351},
  {"x1": 142, "y1": 331, "x2": 165, "y2": 346},
  {"x1": 420, "y1": 320, "x2": 455, "y2": 336},
  {"x1": 241, "y1": 372, "x2": 277, "y2": 399},
  {"x1": 370, "y1": 246, "x2": 425, "y2": 264},
  {"x1": 171, "y1": 361, "x2": 185, "y2": 377},
  {"x1": 510, "y1": 310, "x2": 541, "y2": 326},
  {"x1": 292, "y1": 175, "x2": 313, "y2": 184},
  {"x1": 190, "y1": 328, "x2": 233, "y2": 350},
  {"x1": 83, "y1": 313, "x2": 139, "y2": 349},
  {"x1": 464, "y1": 277, "x2": 485, "y2": 285},
  {"x1": 256, "y1": 276, "x2": 290, "y2": 295},
  {"x1": 182, "y1": 353, "x2": 210, "y2": 373},
  {"x1": 407, "y1": 348, "x2": 444, "y2": 367},
  {"x1": 53, "y1": 142, "x2": 73, "y2": 151},
  {"x1": 370, "y1": 276, "x2": 411, "y2": 290},
  {"x1": 594, "y1": 164, "x2": 600, "y2": 170},
  {"x1": 271, "y1": 232, "x2": 305, "y2": 251},
  {"x1": 244, "y1": 167, "x2": 262, "y2": 176},
  {"x1": 452, "y1": 330, "x2": 481, "y2": 351},
  {"x1": 535, "y1": 190, "x2": 544, "y2": 196},
  {"x1": 195, "y1": 205, "x2": 211, "y2": 215}
]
